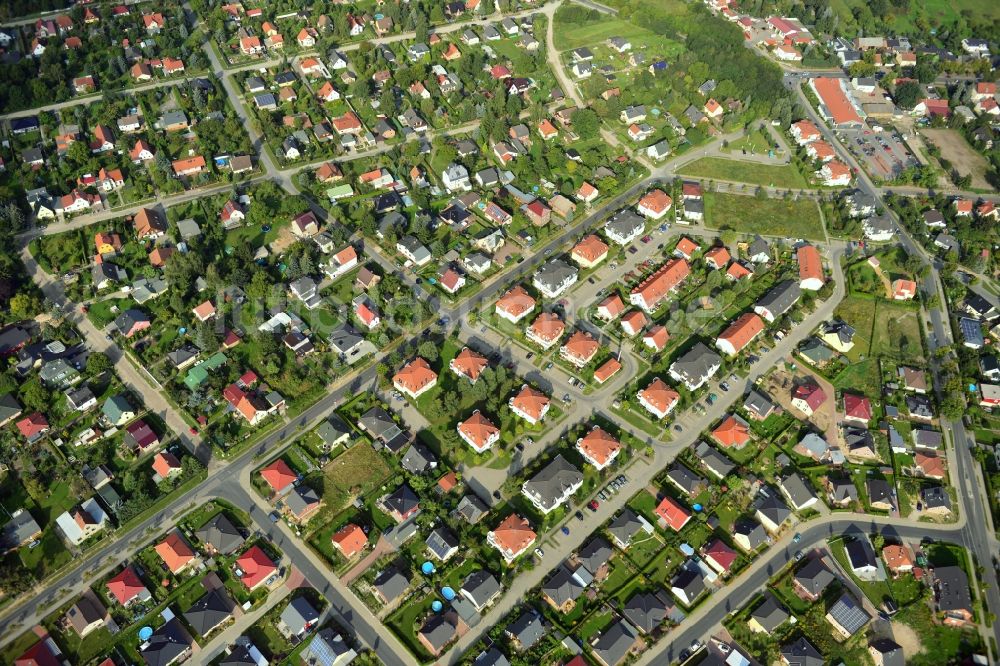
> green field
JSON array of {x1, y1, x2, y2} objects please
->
[
  {"x1": 552, "y1": 14, "x2": 653, "y2": 51},
  {"x1": 320, "y1": 444, "x2": 393, "y2": 514},
  {"x1": 703, "y1": 192, "x2": 825, "y2": 240},
  {"x1": 833, "y1": 296, "x2": 924, "y2": 365},
  {"x1": 678, "y1": 157, "x2": 809, "y2": 189}
]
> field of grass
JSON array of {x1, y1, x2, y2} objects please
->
[
  {"x1": 679, "y1": 157, "x2": 809, "y2": 190},
  {"x1": 703, "y1": 192, "x2": 825, "y2": 240},
  {"x1": 831, "y1": 358, "x2": 882, "y2": 398},
  {"x1": 832, "y1": 296, "x2": 876, "y2": 360},
  {"x1": 873, "y1": 303, "x2": 924, "y2": 364},
  {"x1": 320, "y1": 444, "x2": 393, "y2": 514},
  {"x1": 552, "y1": 11, "x2": 657, "y2": 51}
]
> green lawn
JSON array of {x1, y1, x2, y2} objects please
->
[
  {"x1": 702, "y1": 192, "x2": 825, "y2": 240},
  {"x1": 679, "y1": 158, "x2": 809, "y2": 190},
  {"x1": 832, "y1": 296, "x2": 877, "y2": 360},
  {"x1": 831, "y1": 359, "x2": 882, "y2": 398},
  {"x1": 319, "y1": 444, "x2": 393, "y2": 517}
]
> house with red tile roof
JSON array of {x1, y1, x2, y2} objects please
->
[
  {"x1": 571, "y1": 235, "x2": 609, "y2": 268},
  {"x1": 637, "y1": 189, "x2": 672, "y2": 219},
  {"x1": 704, "y1": 246, "x2": 731, "y2": 270},
  {"x1": 704, "y1": 538, "x2": 738, "y2": 575},
  {"x1": 655, "y1": 496, "x2": 690, "y2": 531},
  {"x1": 487, "y1": 514, "x2": 536, "y2": 562},
  {"x1": 538, "y1": 119, "x2": 558, "y2": 140},
  {"x1": 797, "y1": 245, "x2": 824, "y2": 291},
  {"x1": 235, "y1": 545, "x2": 276, "y2": 590},
  {"x1": 674, "y1": 237, "x2": 700, "y2": 261},
  {"x1": 629, "y1": 259, "x2": 691, "y2": 312},
  {"x1": 594, "y1": 358, "x2": 622, "y2": 384},
  {"x1": 791, "y1": 381, "x2": 826, "y2": 416},
  {"x1": 810, "y1": 77, "x2": 863, "y2": 127},
  {"x1": 393, "y1": 357, "x2": 438, "y2": 398},
  {"x1": 152, "y1": 451, "x2": 181, "y2": 482},
  {"x1": 638, "y1": 378, "x2": 679, "y2": 420},
  {"x1": 596, "y1": 294, "x2": 626, "y2": 321},
  {"x1": 716, "y1": 312, "x2": 765, "y2": 356},
  {"x1": 106, "y1": 566, "x2": 150, "y2": 606},
  {"x1": 727, "y1": 262, "x2": 753, "y2": 281},
  {"x1": 620, "y1": 310, "x2": 648, "y2": 337},
  {"x1": 843, "y1": 393, "x2": 872, "y2": 424},
  {"x1": 526, "y1": 312, "x2": 565, "y2": 349},
  {"x1": 560, "y1": 330, "x2": 600, "y2": 368},
  {"x1": 449, "y1": 347, "x2": 488, "y2": 383},
  {"x1": 155, "y1": 531, "x2": 196, "y2": 574},
  {"x1": 457, "y1": 410, "x2": 500, "y2": 453},
  {"x1": 439, "y1": 268, "x2": 466, "y2": 294},
  {"x1": 819, "y1": 160, "x2": 852, "y2": 186},
  {"x1": 791, "y1": 120, "x2": 821, "y2": 144},
  {"x1": 892, "y1": 279, "x2": 916, "y2": 301},
  {"x1": 882, "y1": 544, "x2": 913, "y2": 575},
  {"x1": 355, "y1": 300, "x2": 380, "y2": 329},
  {"x1": 509, "y1": 385, "x2": 550, "y2": 424},
  {"x1": 915, "y1": 452, "x2": 945, "y2": 480},
  {"x1": 576, "y1": 181, "x2": 599, "y2": 203},
  {"x1": 495, "y1": 285, "x2": 537, "y2": 324},
  {"x1": 642, "y1": 325, "x2": 669, "y2": 352},
  {"x1": 261, "y1": 459, "x2": 297, "y2": 496},
  {"x1": 704, "y1": 98, "x2": 723, "y2": 118},
  {"x1": 331, "y1": 523, "x2": 368, "y2": 558},
  {"x1": 712, "y1": 414, "x2": 751, "y2": 448},
  {"x1": 576, "y1": 426, "x2": 622, "y2": 470},
  {"x1": 16, "y1": 413, "x2": 49, "y2": 441}
]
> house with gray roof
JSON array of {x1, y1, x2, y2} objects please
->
[
  {"x1": 521, "y1": 454, "x2": 583, "y2": 514},
  {"x1": 460, "y1": 570, "x2": 501, "y2": 611},
  {"x1": 102, "y1": 394, "x2": 135, "y2": 426},
  {"x1": 668, "y1": 342, "x2": 721, "y2": 391},
  {"x1": 373, "y1": 566, "x2": 411, "y2": 605},
  {"x1": 454, "y1": 494, "x2": 488, "y2": 524},
  {"x1": 670, "y1": 562, "x2": 706, "y2": 606},
  {"x1": 607, "y1": 508, "x2": 650, "y2": 550},
  {"x1": 798, "y1": 337, "x2": 835, "y2": 366},
  {"x1": 473, "y1": 648, "x2": 510, "y2": 666},
  {"x1": 426, "y1": 527, "x2": 459, "y2": 562},
  {"x1": 142, "y1": 618, "x2": 193, "y2": 666},
  {"x1": 0, "y1": 508, "x2": 42, "y2": 553},
  {"x1": 779, "y1": 473, "x2": 818, "y2": 511},
  {"x1": 869, "y1": 638, "x2": 904, "y2": 666},
  {"x1": 754, "y1": 280, "x2": 801, "y2": 322},
  {"x1": 532, "y1": 259, "x2": 578, "y2": 299},
  {"x1": 0, "y1": 392, "x2": 22, "y2": 427},
  {"x1": 623, "y1": 590, "x2": 671, "y2": 634},
  {"x1": 754, "y1": 490, "x2": 792, "y2": 533},
  {"x1": 541, "y1": 565, "x2": 585, "y2": 612},
  {"x1": 39, "y1": 358, "x2": 79, "y2": 389},
  {"x1": 358, "y1": 406, "x2": 409, "y2": 452},
  {"x1": 196, "y1": 513, "x2": 244, "y2": 555},
  {"x1": 933, "y1": 565, "x2": 972, "y2": 625},
  {"x1": 666, "y1": 464, "x2": 707, "y2": 497},
  {"x1": 505, "y1": 610, "x2": 545, "y2": 651},
  {"x1": 418, "y1": 611, "x2": 459, "y2": 656},
  {"x1": 401, "y1": 443, "x2": 437, "y2": 474},
  {"x1": 733, "y1": 518, "x2": 768, "y2": 552},
  {"x1": 748, "y1": 593, "x2": 789, "y2": 633},
  {"x1": 591, "y1": 619, "x2": 638, "y2": 666},
  {"x1": 922, "y1": 485, "x2": 952, "y2": 513},
  {"x1": 184, "y1": 588, "x2": 235, "y2": 638},
  {"x1": 826, "y1": 591, "x2": 871, "y2": 638},
  {"x1": 603, "y1": 209, "x2": 646, "y2": 245},
  {"x1": 303, "y1": 628, "x2": 357, "y2": 666},
  {"x1": 397, "y1": 235, "x2": 432, "y2": 266},
  {"x1": 316, "y1": 416, "x2": 351, "y2": 449},
  {"x1": 781, "y1": 637, "x2": 823, "y2": 666},
  {"x1": 794, "y1": 557, "x2": 836, "y2": 601},
  {"x1": 576, "y1": 537, "x2": 613, "y2": 579},
  {"x1": 743, "y1": 389, "x2": 776, "y2": 420},
  {"x1": 695, "y1": 441, "x2": 735, "y2": 480},
  {"x1": 278, "y1": 596, "x2": 320, "y2": 638},
  {"x1": 828, "y1": 478, "x2": 859, "y2": 506}
]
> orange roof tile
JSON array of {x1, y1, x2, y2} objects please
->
[
  {"x1": 490, "y1": 514, "x2": 536, "y2": 555},
  {"x1": 393, "y1": 357, "x2": 438, "y2": 395},
  {"x1": 496, "y1": 285, "x2": 537, "y2": 318},
  {"x1": 450, "y1": 347, "x2": 488, "y2": 382},
  {"x1": 155, "y1": 532, "x2": 195, "y2": 573},
  {"x1": 510, "y1": 385, "x2": 550, "y2": 421},
  {"x1": 594, "y1": 358, "x2": 622, "y2": 384},
  {"x1": 561, "y1": 330, "x2": 600, "y2": 364},
  {"x1": 261, "y1": 459, "x2": 297, "y2": 493},
  {"x1": 577, "y1": 427, "x2": 621, "y2": 467},
  {"x1": 458, "y1": 410, "x2": 500, "y2": 451},
  {"x1": 528, "y1": 312, "x2": 565, "y2": 344},
  {"x1": 571, "y1": 234, "x2": 609, "y2": 264},
  {"x1": 717, "y1": 312, "x2": 765, "y2": 354},
  {"x1": 712, "y1": 414, "x2": 751, "y2": 448},
  {"x1": 331, "y1": 523, "x2": 368, "y2": 558},
  {"x1": 655, "y1": 496, "x2": 690, "y2": 531},
  {"x1": 639, "y1": 378, "x2": 679, "y2": 416}
]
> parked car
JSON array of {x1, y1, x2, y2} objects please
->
[
  {"x1": 561, "y1": 526, "x2": 570, "y2": 535},
  {"x1": 588, "y1": 500, "x2": 599, "y2": 511}
]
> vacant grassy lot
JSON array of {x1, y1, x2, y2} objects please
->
[
  {"x1": 321, "y1": 444, "x2": 393, "y2": 513},
  {"x1": 831, "y1": 358, "x2": 882, "y2": 398},
  {"x1": 679, "y1": 157, "x2": 809, "y2": 189},
  {"x1": 553, "y1": 11, "x2": 656, "y2": 51},
  {"x1": 921, "y1": 129, "x2": 991, "y2": 190},
  {"x1": 703, "y1": 192, "x2": 825, "y2": 240},
  {"x1": 873, "y1": 302, "x2": 924, "y2": 364}
]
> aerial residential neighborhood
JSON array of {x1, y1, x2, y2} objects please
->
[{"x1": 0, "y1": 0, "x2": 998, "y2": 664}]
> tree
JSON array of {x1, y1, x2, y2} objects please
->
[
  {"x1": 570, "y1": 108, "x2": 600, "y2": 140},
  {"x1": 86, "y1": 352, "x2": 113, "y2": 376},
  {"x1": 9, "y1": 292, "x2": 42, "y2": 320},
  {"x1": 417, "y1": 341, "x2": 439, "y2": 363},
  {"x1": 894, "y1": 81, "x2": 922, "y2": 110},
  {"x1": 19, "y1": 377, "x2": 49, "y2": 411}
]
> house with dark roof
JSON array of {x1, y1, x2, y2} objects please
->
[
  {"x1": 184, "y1": 588, "x2": 236, "y2": 637},
  {"x1": 373, "y1": 566, "x2": 411, "y2": 605},
  {"x1": 591, "y1": 619, "x2": 638, "y2": 666},
  {"x1": 195, "y1": 513, "x2": 244, "y2": 555},
  {"x1": 141, "y1": 618, "x2": 193, "y2": 666},
  {"x1": 607, "y1": 508, "x2": 650, "y2": 550},
  {"x1": 748, "y1": 592, "x2": 789, "y2": 633},
  {"x1": 278, "y1": 596, "x2": 320, "y2": 638},
  {"x1": 670, "y1": 562, "x2": 706, "y2": 606},
  {"x1": 575, "y1": 537, "x2": 613, "y2": 580},
  {"x1": 521, "y1": 454, "x2": 583, "y2": 514},
  {"x1": 781, "y1": 636, "x2": 823, "y2": 666},
  {"x1": 793, "y1": 557, "x2": 836, "y2": 601},
  {"x1": 733, "y1": 518, "x2": 768, "y2": 552},
  {"x1": 666, "y1": 464, "x2": 708, "y2": 497},
  {"x1": 933, "y1": 565, "x2": 973, "y2": 626},
  {"x1": 825, "y1": 591, "x2": 870, "y2": 638},
  {"x1": 460, "y1": 569, "x2": 501, "y2": 611},
  {"x1": 623, "y1": 590, "x2": 672, "y2": 634},
  {"x1": 542, "y1": 564, "x2": 586, "y2": 613},
  {"x1": 505, "y1": 610, "x2": 546, "y2": 650}
]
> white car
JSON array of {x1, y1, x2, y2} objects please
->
[{"x1": 534, "y1": 547, "x2": 544, "y2": 558}]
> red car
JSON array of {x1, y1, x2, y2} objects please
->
[
  {"x1": 641, "y1": 235, "x2": 652, "y2": 243},
  {"x1": 588, "y1": 500, "x2": 600, "y2": 511},
  {"x1": 188, "y1": 426, "x2": 198, "y2": 435}
]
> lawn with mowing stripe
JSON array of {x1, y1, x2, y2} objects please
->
[{"x1": 679, "y1": 157, "x2": 809, "y2": 189}]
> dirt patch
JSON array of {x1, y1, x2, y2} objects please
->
[
  {"x1": 921, "y1": 129, "x2": 992, "y2": 190},
  {"x1": 268, "y1": 225, "x2": 297, "y2": 255},
  {"x1": 890, "y1": 619, "x2": 923, "y2": 656},
  {"x1": 763, "y1": 364, "x2": 840, "y2": 444}
]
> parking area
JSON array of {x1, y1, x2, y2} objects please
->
[{"x1": 837, "y1": 126, "x2": 919, "y2": 181}]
